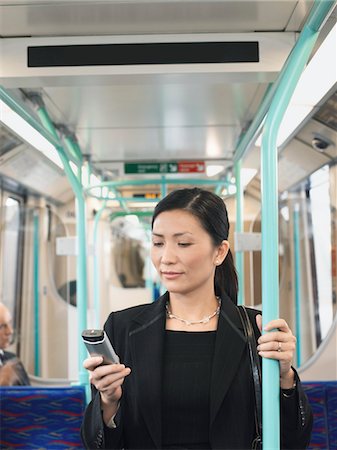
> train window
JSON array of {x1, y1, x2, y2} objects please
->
[
  {"x1": 47, "y1": 208, "x2": 77, "y2": 306},
  {"x1": 0, "y1": 196, "x2": 22, "y2": 322},
  {"x1": 309, "y1": 165, "x2": 334, "y2": 340},
  {"x1": 254, "y1": 162, "x2": 336, "y2": 368}
]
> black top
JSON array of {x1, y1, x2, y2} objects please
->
[
  {"x1": 81, "y1": 293, "x2": 313, "y2": 450},
  {"x1": 162, "y1": 330, "x2": 216, "y2": 449}
]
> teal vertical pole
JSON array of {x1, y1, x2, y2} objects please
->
[
  {"x1": 93, "y1": 201, "x2": 106, "y2": 328},
  {"x1": 161, "y1": 175, "x2": 167, "y2": 198},
  {"x1": 235, "y1": 160, "x2": 244, "y2": 305},
  {"x1": 87, "y1": 162, "x2": 91, "y2": 186},
  {"x1": 215, "y1": 183, "x2": 223, "y2": 196},
  {"x1": 77, "y1": 166, "x2": 82, "y2": 184},
  {"x1": 63, "y1": 136, "x2": 83, "y2": 166},
  {"x1": 35, "y1": 106, "x2": 89, "y2": 391},
  {"x1": 63, "y1": 135, "x2": 83, "y2": 167},
  {"x1": 73, "y1": 140, "x2": 84, "y2": 164},
  {"x1": 261, "y1": 125, "x2": 281, "y2": 450},
  {"x1": 75, "y1": 196, "x2": 88, "y2": 383},
  {"x1": 293, "y1": 205, "x2": 302, "y2": 367},
  {"x1": 260, "y1": 2, "x2": 335, "y2": 448},
  {"x1": 215, "y1": 172, "x2": 232, "y2": 196},
  {"x1": 33, "y1": 210, "x2": 40, "y2": 376},
  {"x1": 145, "y1": 256, "x2": 154, "y2": 299},
  {"x1": 234, "y1": 84, "x2": 273, "y2": 163}
]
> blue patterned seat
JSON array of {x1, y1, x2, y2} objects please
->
[
  {"x1": 303, "y1": 381, "x2": 337, "y2": 450},
  {"x1": 0, "y1": 386, "x2": 85, "y2": 449},
  {"x1": 1, "y1": 382, "x2": 336, "y2": 449}
]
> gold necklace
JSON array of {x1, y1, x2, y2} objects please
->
[{"x1": 165, "y1": 297, "x2": 221, "y2": 326}]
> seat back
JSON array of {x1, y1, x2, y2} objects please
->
[
  {"x1": 0, "y1": 386, "x2": 85, "y2": 449},
  {"x1": 303, "y1": 381, "x2": 337, "y2": 450}
]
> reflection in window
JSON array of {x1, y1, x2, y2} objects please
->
[
  {"x1": 112, "y1": 216, "x2": 147, "y2": 288},
  {"x1": 309, "y1": 165, "x2": 333, "y2": 339}
]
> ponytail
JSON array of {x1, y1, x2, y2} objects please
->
[{"x1": 215, "y1": 249, "x2": 238, "y2": 305}]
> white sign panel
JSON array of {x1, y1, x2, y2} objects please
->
[
  {"x1": 234, "y1": 232, "x2": 261, "y2": 252},
  {"x1": 56, "y1": 236, "x2": 77, "y2": 256}
]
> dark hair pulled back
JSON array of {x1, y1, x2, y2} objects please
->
[{"x1": 151, "y1": 187, "x2": 238, "y2": 304}]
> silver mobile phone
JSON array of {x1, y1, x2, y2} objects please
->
[{"x1": 82, "y1": 329, "x2": 120, "y2": 364}]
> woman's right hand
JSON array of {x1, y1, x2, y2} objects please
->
[{"x1": 83, "y1": 356, "x2": 131, "y2": 416}]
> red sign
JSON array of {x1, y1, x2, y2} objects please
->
[{"x1": 178, "y1": 161, "x2": 205, "y2": 173}]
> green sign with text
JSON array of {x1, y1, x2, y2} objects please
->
[
  {"x1": 124, "y1": 161, "x2": 205, "y2": 174},
  {"x1": 124, "y1": 162, "x2": 178, "y2": 174}
]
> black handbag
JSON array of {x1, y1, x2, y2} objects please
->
[{"x1": 238, "y1": 305, "x2": 262, "y2": 450}]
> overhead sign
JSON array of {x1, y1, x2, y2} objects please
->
[
  {"x1": 178, "y1": 161, "x2": 205, "y2": 173},
  {"x1": 124, "y1": 161, "x2": 205, "y2": 174}
]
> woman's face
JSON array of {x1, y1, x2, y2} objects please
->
[{"x1": 151, "y1": 209, "x2": 227, "y2": 297}]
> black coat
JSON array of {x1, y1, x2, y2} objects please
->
[
  {"x1": 81, "y1": 293, "x2": 312, "y2": 449},
  {"x1": 1, "y1": 350, "x2": 30, "y2": 386}
]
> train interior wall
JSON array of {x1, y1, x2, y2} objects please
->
[{"x1": 1, "y1": 180, "x2": 335, "y2": 382}]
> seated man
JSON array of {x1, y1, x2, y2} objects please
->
[{"x1": 0, "y1": 302, "x2": 30, "y2": 386}]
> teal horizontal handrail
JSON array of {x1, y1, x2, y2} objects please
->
[
  {"x1": 85, "y1": 177, "x2": 234, "y2": 197},
  {"x1": 96, "y1": 196, "x2": 161, "y2": 202},
  {"x1": 86, "y1": 177, "x2": 232, "y2": 188},
  {"x1": 110, "y1": 211, "x2": 154, "y2": 220}
]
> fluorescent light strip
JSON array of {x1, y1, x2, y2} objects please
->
[{"x1": 0, "y1": 99, "x2": 63, "y2": 169}]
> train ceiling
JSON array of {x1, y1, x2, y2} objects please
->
[{"x1": 0, "y1": 1, "x2": 336, "y2": 202}]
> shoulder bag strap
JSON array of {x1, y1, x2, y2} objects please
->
[{"x1": 238, "y1": 305, "x2": 262, "y2": 448}]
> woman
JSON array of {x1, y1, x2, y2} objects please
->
[{"x1": 81, "y1": 188, "x2": 312, "y2": 449}]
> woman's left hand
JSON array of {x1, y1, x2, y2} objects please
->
[{"x1": 256, "y1": 315, "x2": 296, "y2": 387}]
